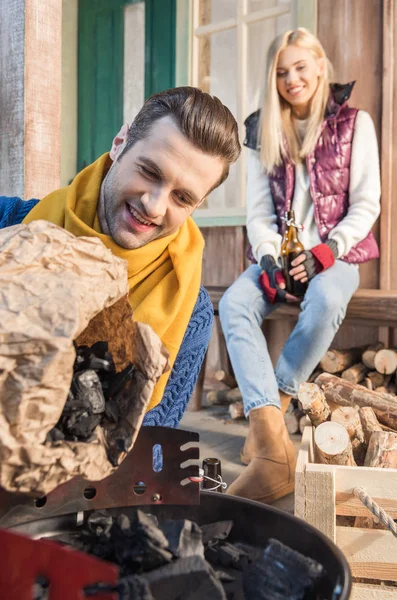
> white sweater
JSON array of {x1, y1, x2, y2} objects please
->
[{"x1": 246, "y1": 110, "x2": 381, "y2": 263}]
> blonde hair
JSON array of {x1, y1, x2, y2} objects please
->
[{"x1": 259, "y1": 28, "x2": 333, "y2": 172}]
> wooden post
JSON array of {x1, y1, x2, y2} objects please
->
[{"x1": 0, "y1": 0, "x2": 62, "y2": 198}]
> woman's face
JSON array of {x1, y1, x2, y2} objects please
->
[{"x1": 276, "y1": 44, "x2": 324, "y2": 117}]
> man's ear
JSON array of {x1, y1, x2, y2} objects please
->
[{"x1": 110, "y1": 123, "x2": 130, "y2": 160}]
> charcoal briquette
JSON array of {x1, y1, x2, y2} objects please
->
[
  {"x1": 242, "y1": 538, "x2": 325, "y2": 600},
  {"x1": 104, "y1": 364, "x2": 135, "y2": 401},
  {"x1": 62, "y1": 411, "x2": 102, "y2": 440},
  {"x1": 200, "y1": 520, "x2": 234, "y2": 545},
  {"x1": 45, "y1": 427, "x2": 65, "y2": 443},
  {"x1": 160, "y1": 519, "x2": 204, "y2": 559},
  {"x1": 87, "y1": 510, "x2": 114, "y2": 537},
  {"x1": 104, "y1": 398, "x2": 120, "y2": 422},
  {"x1": 206, "y1": 541, "x2": 249, "y2": 571},
  {"x1": 85, "y1": 576, "x2": 154, "y2": 600},
  {"x1": 72, "y1": 369, "x2": 106, "y2": 414},
  {"x1": 142, "y1": 555, "x2": 227, "y2": 600}
]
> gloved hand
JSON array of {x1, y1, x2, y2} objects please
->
[
  {"x1": 290, "y1": 239, "x2": 338, "y2": 283},
  {"x1": 258, "y1": 255, "x2": 287, "y2": 304}
]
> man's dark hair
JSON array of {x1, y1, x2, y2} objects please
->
[{"x1": 120, "y1": 87, "x2": 241, "y2": 190}]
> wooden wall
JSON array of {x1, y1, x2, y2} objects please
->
[
  {"x1": 0, "y1": 0, "x2": 25, "y2": 197},
  {"x1": 317, "y1": 0, "x2": 383, "y2": 349},
  {"x1": 0, "y1": 0, "x2": 62, "y2": 199},
  {"x1": 199, "y1": 0, "x2": 393, "y2": 388}
]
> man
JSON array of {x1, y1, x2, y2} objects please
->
[{"x1": 0, "y1": 86, "x2": 241, "y2": 428}]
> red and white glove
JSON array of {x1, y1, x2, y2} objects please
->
[
  {"x1": 302, "y1": 239, "x2": 338, "y2": 281},
  {"x1": 258, "y1": 255, "x2": 287, "y2": 304}
]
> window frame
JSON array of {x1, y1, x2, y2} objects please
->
[{"x1": 186, "y1": 0, "x2": 317, "y2": 227}]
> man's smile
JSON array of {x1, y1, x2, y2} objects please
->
[{"x1": 124, "y1": 203, "x2": 158, "y2": 233}]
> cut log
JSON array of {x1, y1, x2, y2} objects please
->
[
  {"x1": 375, "y1": 373, "x2": 392, "y2": 395},
  {"x1": 297, "y1": 382, "x2": 331, "y2": 427},
  {"x1": 341, "y1": 362, "x2": 368, "y2": 384},
  {"x1": 359, "y1": 407, "x2": 383, "y2": 446},
  {"x1": 367, "y1": 371, "x2": 385, "y2": 389},
  {"x1": 374, "y1": 349, "x2": 397, "y2": 375},
  {"x1": 207, "y1": 387, "x2": 242, "y2": 406},
  {"x1": 364, "y1": 431, "x2": 397, "y2": 468},
  {"x1": 284, "y1": 411, "x2": 299, "y2": 435},
  {"x1": 228, "y1": 401, "x2": 245, "y2": 420},
  {"x1": 307, "y1": 368, "x2": 323, "y2": 383},
  {"x1": 374, "y1": 386, "x2": 388, "y2": 394},
  {"x1": 331, "y1": 406, "x2": 365, "y2": 464},
  {"x1": 363, "y1": 377, "x2": 373, "y2": 390},
  {"x1": 314, "y1": 373, "x2": 397, "y2": 431},
  {"x1": 299, "y1": 415, "x2": 309, "y2": 434},
  {"x1": 214, "y1": 369, "x2": 237, "y2": 389},
  {"x1": 320, "y1": 347, "x2": 366, "y2": 374},
  {"x1": 314, "y1": 421, "x2": 356, "y2": 466},
  {"x1": 331, "y1": 407, "x2": 364, "y2": 443},
  {"x1": 354, "y1": 516, "x2": 386, "y2": 530},
  {"x1": 362, "y1": 342, "x2": 385, "y2": 369}
]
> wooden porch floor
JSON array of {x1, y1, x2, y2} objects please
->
[{"x1": 180, "y1": 406, "x2": 302, "y2": 514}]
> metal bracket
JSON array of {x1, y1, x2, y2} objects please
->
[{"x1": 0, "y1": 426, "x2": 200, "y2": 528}]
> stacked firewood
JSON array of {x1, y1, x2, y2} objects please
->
[
  {"x1": 205, "y1": 370, "x2": 245, "y2": 419},
  {"x1": 205, "y1": 370, "x2": 305, "y2": 434},
  {"x1": 298, "y1": 353, "x2": 397, "y2": 532},
  {"x1": 298, "y1": 368, "x2": 397, "y2": 470},
  {"x1": 319, "y1": 342, "x2": 397, "y2": 394}
]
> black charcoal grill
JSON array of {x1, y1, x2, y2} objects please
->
[{"x1": 0, "y1": 427, "x2": 352, "y2": 599}]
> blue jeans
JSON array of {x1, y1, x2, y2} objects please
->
[{"x1": 219, "y1": 261, "x2": 360, "y2": 416}]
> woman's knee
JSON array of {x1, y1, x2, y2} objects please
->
[
  {"x1": 219, "y1": 278, "x2": 264, "y2": 327},
  {"x1": 310, "y1": 286, "x2": 350, "y2": 322},
  {"x1": 219, "y1": 283, "x2": 244, "y2": 323}
]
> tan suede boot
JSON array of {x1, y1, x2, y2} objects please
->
[
  {"x1": 228, "y1": 406, "x2": 296, "y2": 504},
  {"x1": 240, "y1": 391, "x2": 292, "y2": 465}
]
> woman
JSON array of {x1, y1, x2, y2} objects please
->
[{"x1": 219, "y1": 28, "x2": 380, "y2": 504}]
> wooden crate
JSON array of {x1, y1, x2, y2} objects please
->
[{"x1": 295, "y1": 424, "x2": 397, "y2": 598}]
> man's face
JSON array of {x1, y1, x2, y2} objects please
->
[{"x1": 99, "y1": 117, "x2": 225, "y2": 249}]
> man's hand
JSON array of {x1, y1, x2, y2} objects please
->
[
  {"x1": 259, "y1": 255, "x2": 299, "y2": 304},
  {"x1": 290, "y1": 240, "x2": 338, "y2": 283}
]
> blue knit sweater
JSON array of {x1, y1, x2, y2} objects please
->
[{"x1": 0, "y1": 196, "x2": 213, "y2": 433}]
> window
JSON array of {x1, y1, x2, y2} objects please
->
[{"x1": 191, "y1": 0, "x2": 300, "y2": 226}]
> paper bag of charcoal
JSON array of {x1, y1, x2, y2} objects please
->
[{"x1": 0, "y1": 220, "x2": 169, "y2": 497}]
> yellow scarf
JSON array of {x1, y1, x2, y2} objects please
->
[{"x1": 23, "y1": 153, "x2": 204, "y2": 411}]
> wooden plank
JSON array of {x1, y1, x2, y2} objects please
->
[
  {"x1": 351, "y1": 583, "x2": 397, "y2": 600},
  {"x1": 317, "y1": 0, "x2": 383, "y2": 351},
  {"x1": 380, "y1": 0, "x2": 394, "y2": 293},
  {"x1": 201, "y1": 315, "x2": 231, "y2": 393},
  {"x1": 294, "y1": 424, "x2": 313, "y2": 519},
  {"x1": 306, "y1": 462, "x2": 397, "y2": 501},
  {"x1": 24, "y1": 0, "x2": 62, "y2": 199},
  {"x1": 208, "y1": 286, "x2": 397, "y2": 324},
  {"x1": 201, "y1": 227, "x2": 245, "y2": 287},
  {"x1": 318, "y1": 0, "x2": 382, "y2": 291},
  {"x1": 197, "y1": 0, "x2": 211, "y2": 93},
  {"x1": 0, "y1": 0, "x2": 25, "y2": 197},
  {"x1": 336, "y1": 526, "x2": 397, "y2": 581},
  {"x1": 305, "y1": 465, "x2": 336, "y2": 542},
  {"x1": 336, "y1": 492, "x2": 397, "y2": 518}
]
